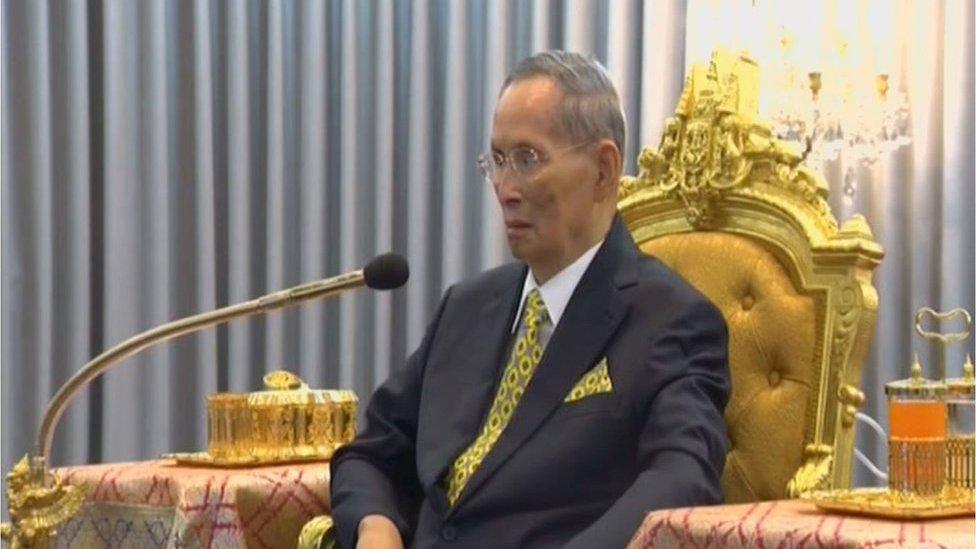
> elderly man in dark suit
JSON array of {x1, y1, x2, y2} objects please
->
[{"x1": 330, "y1": 50, "x2": 730, "y2": 549}]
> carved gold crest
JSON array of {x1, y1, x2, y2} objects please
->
[{"x1": 621, "y1": 50, "x2": 832, "y2": 231}]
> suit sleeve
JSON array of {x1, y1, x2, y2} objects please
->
[
  {"x1": 564, "y1": 299, "x2": 731, "y2": 549},
  {"x1": 329, "y1": 286, "x2": 453, "y2": 549}
]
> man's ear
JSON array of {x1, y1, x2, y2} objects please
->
[{"x1": 593, "y1": 139, "x2": 622, "y2": 200}]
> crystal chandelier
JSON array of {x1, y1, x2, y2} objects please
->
[{"x1": 763, "y1": 28, "x2": 912, "y2": 199}]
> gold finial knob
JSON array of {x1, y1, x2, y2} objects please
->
[
  {"x1": 964, "y1": 354, "x2": 974, "y2": 381},
  {"x1": 263, "y1": 370, "x2": 303, "y2": 391},
  {"x1": 910, "y1": 353, "x2": 923, "y2": 381}
]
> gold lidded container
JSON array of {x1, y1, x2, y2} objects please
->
[
  {"x1": 247, "y1": 370, "x2": 358, "y2": 461},
  {"x1": 884, "y1": 356, "x2": 948, "y2": 497},
  {"x1": 945, "y1": 356, "x2": 975, "y2": 491},
  {"x1": 170, "y1": 370, "x2": 358, "y2": 467}
]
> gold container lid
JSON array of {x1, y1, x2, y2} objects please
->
[
  {"x1": 885, "y1": 355, "x2": 946, "y2": 398},
  {"x1": 247, "y1": 370, "x2": 358, "y2": 407},
  {"x1": 946, "y1": 355, "x2": 975, "y2": 396}
]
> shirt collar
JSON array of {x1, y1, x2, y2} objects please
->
[{"x1": 512, "y1": 238, "x2": 605, "y2": 333}]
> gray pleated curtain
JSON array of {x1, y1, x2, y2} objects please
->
[{"x1": 1, "y1": 0, "x2": 688, "y2": 479}]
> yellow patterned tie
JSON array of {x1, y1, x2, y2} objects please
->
[{"x1": 445, "y1": 288, "x2": 550, "y2": 506}]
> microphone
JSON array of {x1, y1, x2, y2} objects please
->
[
  {"x1": 34, "y1": 253, "x2": 410, "y2": 466},
  {"x1": 364, "y1": 253, "x2": 410, "y2": 290}
]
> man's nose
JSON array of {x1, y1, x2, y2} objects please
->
[{"x1": 493, "y1": 174, "x2": 522, "y2": 205}]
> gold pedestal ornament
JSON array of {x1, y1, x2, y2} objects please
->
[{"x1": 0, "y1": 456, "x2": 85, "y2": 549}]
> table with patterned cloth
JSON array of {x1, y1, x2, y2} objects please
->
[
  {"x1": 627, "y1": 499, "x2": 975, "y2": 548},
  {"x1": 50, "y1": 459, "x2": 330, "y2": 548}
]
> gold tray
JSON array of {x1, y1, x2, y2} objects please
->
[
  {"x1": 809, "y1": 487, "x2": 975, "y2": 519},
  {"x1": 162, "y1": 451, "x2": 330, "y2": 468}
]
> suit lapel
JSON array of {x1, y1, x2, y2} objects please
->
[
  {"x1": 448, "y1": 216, "x2": 638, "y2": 513},
  {"x1": 416, "y1": 265, "x2": 524, "y2": 513}
]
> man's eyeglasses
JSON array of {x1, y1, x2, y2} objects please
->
[{"x1": 477, "y1": 141, "x2": 591, "y2": 184}]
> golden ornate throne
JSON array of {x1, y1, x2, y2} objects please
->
[{"x1": 618, "y1": 50, "x2": 883, "y2": 502}]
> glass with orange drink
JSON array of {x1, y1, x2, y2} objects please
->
[{"x1": 885, "y1": 358, "x2": 947, "y2": 496}]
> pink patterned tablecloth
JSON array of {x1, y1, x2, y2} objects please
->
[
  {"x1": 627, "y1": 499, "x2": 975, "y2": 548},
  {"x1": 52, "y1": 459, "x2": 330, "y2": 548}
]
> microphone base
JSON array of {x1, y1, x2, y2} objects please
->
[{"x1": 1, "y1": 453, "x2": 86, "y2": 548}]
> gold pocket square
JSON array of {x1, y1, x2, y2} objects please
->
[{"x1": 564, "y1": 358, "x2": 613, "y2": 403}]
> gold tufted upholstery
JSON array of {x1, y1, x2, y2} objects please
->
[
  {"x1": 618, "y1": 50, "x2": 883, "y2": 502},
  {"x1": 645, "y1": 233, "x2": 816, "y2": 501}
]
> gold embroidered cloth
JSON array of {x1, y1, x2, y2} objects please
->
[
  {"x1": 627, "y1": 499, "x2": 975, "y2": 548},
  {"x1": 51, "y1": 459, "x2": 330, "y2": 548}
]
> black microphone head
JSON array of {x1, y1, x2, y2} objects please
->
[{"x1": 363, "y1": 253, "x2": 409, "y2": 290}]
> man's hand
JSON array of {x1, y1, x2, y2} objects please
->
[{"x1": 356, "y1": 514, "x2": 404, "y2": 549}]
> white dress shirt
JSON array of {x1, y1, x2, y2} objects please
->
[{"x1": 511, "y1": 239, "x2": 605, "y2": 334}]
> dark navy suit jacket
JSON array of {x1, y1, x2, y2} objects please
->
[{"x1": 330, "y1": 216, "x2": 730, "y2": 548}]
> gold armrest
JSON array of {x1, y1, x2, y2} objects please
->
[{"x1": 298, "y1": 515, "x2": 338, "y2": 549}]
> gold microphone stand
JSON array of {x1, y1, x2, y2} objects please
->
[{"x1": 1, "y1": 270, "x2": 366, "y2": 548}]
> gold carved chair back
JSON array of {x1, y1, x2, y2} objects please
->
[{"x1": 618, "y1": 51, "x2": 884, "y2": 502}]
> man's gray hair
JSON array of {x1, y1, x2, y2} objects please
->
[{"x1": 503, "y1": 51, "x2": 626, "y2": 161}]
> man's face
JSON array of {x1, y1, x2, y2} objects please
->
[{"x1": 490, "y1": 77, "x2": 602, "y2": 276}]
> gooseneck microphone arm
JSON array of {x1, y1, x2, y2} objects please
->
[
  {"x1": 31, "y1": 253, "x2": 409, "y2": 483},
  {"x1": 34, "y1": 270, "x2": 362, "y2": 468}
]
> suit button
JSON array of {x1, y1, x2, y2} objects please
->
[{"x1": 441, "y1": 525, "x2": 457, "y2": 541}]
